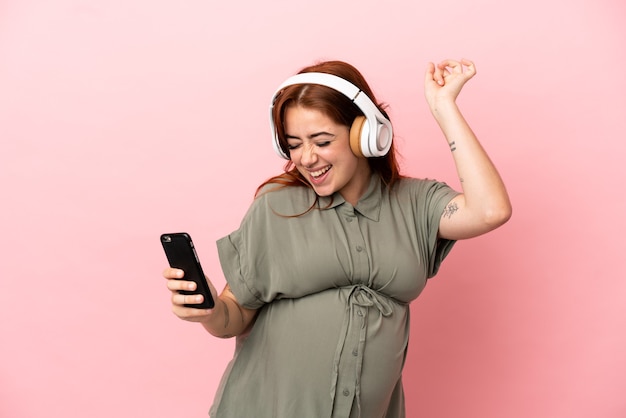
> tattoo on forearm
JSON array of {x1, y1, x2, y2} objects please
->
[
  {"x1": 235, "y1": 304, "x2": 247, "y2": 325},
  {"x1": 222, "y1": 299, "x2": 230, "y2": 329},
  {"x1": 443, "y1": 202, "x2": 459, "y2": 219},
  {"x1": 449, "y1": 141, "x2": 456, "y2": 152},
  {"x1": 223, "y1": 283, "x2": 245, "y2": 326}
]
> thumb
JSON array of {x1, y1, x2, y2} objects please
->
[
  {"x1": 424, "y1": 62, "x2": 435, "y2": 80},
  {"x1": 425, "y1": 61, "x2": 444, "y2": 86}
]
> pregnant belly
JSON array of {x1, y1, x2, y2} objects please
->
[{"x1": 244, "y1": 287, "x2": 410, "y2": 414}]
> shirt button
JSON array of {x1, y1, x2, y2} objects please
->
[
  {"x1": 352, "y1": 348, "x2": 358, "y2": 356},
  {"x1": 346, "y1": 217, "x2": 354, "y2": 223},
  {"x1": 356, "y1": 245, "x2": 363, "y2": 252},
  {"x1": 357, "y1": 310, "x2": 363, "y2": 317},
  {"x1": 343, "y1": 388, "x2": 350, "y2": 396}
]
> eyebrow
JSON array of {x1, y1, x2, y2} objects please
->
[{"x1": 285, "y1": 131, "x2": 336, "y2": 140}]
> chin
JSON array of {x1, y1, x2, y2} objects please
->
[{"x1": 310, "y1": 185, "x2": 334, "y2": 197}]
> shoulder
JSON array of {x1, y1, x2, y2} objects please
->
[
  {"x1": 393, "y1": 177, "x2": 454, "y2": 196},
  {"x1": 388, "y1": 177, "x2": 459, "y2": 211},
  {"x1": 250, "y1": 184, "x2": 317, "y2": 218}
]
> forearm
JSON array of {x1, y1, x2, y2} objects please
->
[
  {"x1": 201, "y1": 288, "x2": 257, "y2": 339},
  {"x1": 432, "y1": 100, "x2": 512, "y2": 225}
]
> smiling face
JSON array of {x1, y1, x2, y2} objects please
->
[{"x1": 284, "y1": 105, "x2": 371, "y2": 206}]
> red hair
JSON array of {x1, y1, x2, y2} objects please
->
[{"x1": 257, "y1": 60, "x2": 403, "y2": 197}]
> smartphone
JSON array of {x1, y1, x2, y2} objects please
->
[{"x1": 160, "y1": 232, "x2": 215, "y2": 309}]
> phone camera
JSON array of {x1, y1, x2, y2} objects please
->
[{"x1": 162, "y1": 235, "x2": 172, "y2": 243}]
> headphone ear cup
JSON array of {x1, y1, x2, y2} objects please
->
[
  {"x1": 375, "y1": 121, "x2": 392, "y2": 157},
  {"x1": 350, "y1": 116, "x2": 366, "y2": 158}
]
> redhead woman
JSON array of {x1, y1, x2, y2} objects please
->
[{"x1": 163, "y1": 58, "x2": 511, "y2": 417}]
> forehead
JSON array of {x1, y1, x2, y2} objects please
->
[{"x1": 284, "y1": 105, "x2": 338, "y2": 129}]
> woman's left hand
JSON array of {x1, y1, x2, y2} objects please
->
[{"x1": 424, "y1": 58, "x2": 476, "y2": 110}]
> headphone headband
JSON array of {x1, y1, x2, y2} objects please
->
[{"x1": 269, "y1": 72, "x2": 393, "y2": 159}]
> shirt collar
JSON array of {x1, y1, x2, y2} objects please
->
[{"x1": 317, "y1": 173, "x2": 382, "y2": 221}]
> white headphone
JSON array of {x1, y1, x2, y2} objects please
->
[{"x1": 269, "y1": 72, "x2": 393, "y2": 159}]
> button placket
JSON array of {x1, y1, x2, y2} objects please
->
[
  {"x1": 340, "y1": 206, "x2": 368, "y2": 283},
  {"x1": 329, "y1": 205, "x2": 376, "y2": 417}
]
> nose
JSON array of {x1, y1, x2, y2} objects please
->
[{"x1": 300, "y1": 143, "x2": 318, "y2": 167}]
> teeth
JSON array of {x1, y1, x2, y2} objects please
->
[{"x1": 311, "y1": 166, "x2": 331, "y2": 178}]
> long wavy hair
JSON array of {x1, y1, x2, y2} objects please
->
[{"x1": 257, "y1": 60, "x2": 403, "y2": 198}]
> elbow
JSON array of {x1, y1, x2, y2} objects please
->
[{"x1": 484, "y1": 202, "x2": 512, "y2": 229}]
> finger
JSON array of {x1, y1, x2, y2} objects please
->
[
  {"x1": 443, "y1": 58, "x2": 475, "y2": 75},
  {"x1": 437, "y1": 59, "x2": 461, "y2": 72},
  {"x1": 163, "y1": 267, "x2": 184, "y2": 279},
  {"x1": 173, "y1": 293, "x2": 204, "y2": 306},
  {"x1": 424, "y1": 62, "x2": 435, "y2": 78},
  {"x1": 433, "y1": 64, "x2": 446, "y2": 85},
  {"x1": 461, "y1": 58, "x2": 477, "y2": 76},
  {"x1": 166, "y1": 279, "x2": 197, "y2": 292},
  {"x1": 172, "y1": 304, "x2": 212, "y2": 319},
  {"x1": 424, "y1": 62, "x2": 444, "y2": 86}
]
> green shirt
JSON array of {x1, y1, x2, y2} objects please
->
[{"x1": 212, "y1": 173, "x2": 458, "y2": 418}]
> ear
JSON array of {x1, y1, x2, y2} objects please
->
[{"x1": 349, "y1": 116, "x2": 366, "y2": 158}]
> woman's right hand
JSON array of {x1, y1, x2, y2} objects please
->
[
  {"x1": 163, "y1": 267, "x2": 218, "y2": 323},
  {"x1": 164, "y1": 268, "x2": 258, "y2": 338}
]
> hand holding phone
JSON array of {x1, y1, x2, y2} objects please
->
[{"x1": 161, "y1": 232, "x2": 215, "y2": 309}]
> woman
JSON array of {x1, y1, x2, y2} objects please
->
[{"x1": 164, "y1": 58, "x2": 511, "y2": 417}]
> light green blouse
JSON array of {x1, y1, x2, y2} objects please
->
[{"x1": 211, "y1": 174, "x2": 458, "y2": 418}]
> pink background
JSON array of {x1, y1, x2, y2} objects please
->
[{"x1": 1, "y1": 0, "x2": 625, "y2": 417}]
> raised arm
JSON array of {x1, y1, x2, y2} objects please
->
[{"x1": 424, "y1": 59, "x2": 512, "y2": 240}]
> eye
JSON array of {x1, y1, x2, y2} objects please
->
[
  {"x1": 317, "y1": 141, "x2": 331, "y2": 147},
  {"x1": 287, "y1": 143, "x2": 301, "y2": 150}
]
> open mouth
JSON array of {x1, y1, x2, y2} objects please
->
[
  {"x1": 310, "y1": 165, "x2": 331, "y2": 180},
  {"x1": 307, "y1": 165, "x2": 332, "y2": 186}
]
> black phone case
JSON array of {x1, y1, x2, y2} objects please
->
[{"x1": 160, "y1": 233, "x2": 215, "y2": 309}]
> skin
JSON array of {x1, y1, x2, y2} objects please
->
[
  {"x1": 163, "y1": 58, "x2": 512, "y2": 338},
  {"x1": 284, "y1": 105, "x2": 372, "y2": 206},
  {"x1": 425, "y1": 59, "x2": 512, "y2": 240}
]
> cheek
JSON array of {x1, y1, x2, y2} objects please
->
[
  {"x1": 336, "y1": 147, "x2": 360, "y2": 166},
  {"x1": 288, "y1": 149, "x2": 302, "y2": 164}
]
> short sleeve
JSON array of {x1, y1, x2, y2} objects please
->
[
  {"x1": 217, "y1": 229, "x2": 266, "y2": 309},
  {"x1": 424, "y1": 181, "x2": 458, "y2": 278},
  {"x1": 398, "y1": 178, "x2": 459, "y2": 279},
  {"x1": 216, "y1": 185, "x2": 315, "y2": 309}
]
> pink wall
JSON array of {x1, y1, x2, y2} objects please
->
[{"x1": 1, "y1": 1, "x2": 624, "y2": 417}]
